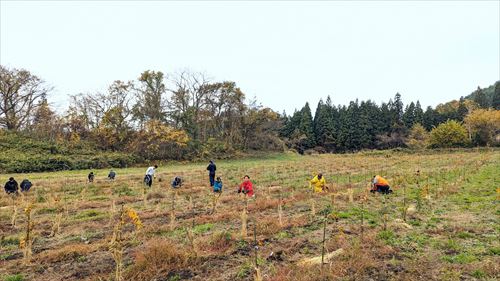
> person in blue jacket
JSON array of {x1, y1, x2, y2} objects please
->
[
  {"x1": 206, "y1": 160, "x2": 217, "y2": 187},
  {"x1": 213, "y1": 177, "x2": 223, "y2": 193}
]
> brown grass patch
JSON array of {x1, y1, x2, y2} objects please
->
[
  {"x1": 196, "y1": 231, "x2": 235, "y2": 254},
  {"x1": 37, "y1": 243, "x2": 96, "y2": 263},
  {"x1": 125, "y1": 238, "x2": 192, "y2": 281}
]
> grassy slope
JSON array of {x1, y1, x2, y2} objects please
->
[
  {"x1": 0, "y1": 131, "x2": 136, "y2": 173},
  {"x1": 0, "y1": 150, "x2": 498, "y2": 281}
]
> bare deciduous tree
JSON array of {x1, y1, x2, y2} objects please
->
[{"x1": 0, "y1": 65, "x2": 50, "y2": 130}]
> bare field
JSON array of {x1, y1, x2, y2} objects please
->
[{"x1": 1, "y1": 150, "x2": 499, "y2": 281}]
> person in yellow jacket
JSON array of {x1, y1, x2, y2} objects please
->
[
  {"x1": 310, "y1": 173, "x2": 327, "y2": 193},
  {"x1": 371, "y1": 175, "x2": 392, "y2": 194}
]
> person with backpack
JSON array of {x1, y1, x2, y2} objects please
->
[
  {"x1": 371, "y1": 175, "x2": 392, "y2": 194},
  {"x1": 20, "y1": 179, "x2": 32, "y2": 192},
  {"x1": 171, "y1": 176, "x2": 182, "y2": 189},
  {"x1": 144, "y1": 165, "x2": 158, "y2": 188},
  {"x1": 4, "y1": 177, "x2": 18, "y2": 194},
  {"x1": 108, "y1": 170, "x2": 116, "y2": 181},
  {"x1": 310, "y1": 173, "x2": 327, "y2": 193},
  {"x1": 207, "y1": 160, "x2": 217, "y2": 187},
  {"x1": 213, "y1": 177, "x2": 223, "y2": 193},
  {"x1": 238, "y1": 175, "x2": 254, "y2": 197},
  {"x1": 88, "y1": 172, "x2": 95, "y2": 183}
]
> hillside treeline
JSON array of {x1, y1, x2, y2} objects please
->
[{"x1": 1, "y1": 65, "x2": 499, "y2": 171}]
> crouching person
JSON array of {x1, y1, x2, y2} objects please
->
[
  {"x1": 4, "y1": 177, "x2": 18, "y2": 195},
  {"x1": 371, "y1": 175, "x2": 392, "y2": 194},
  {"x1": 171, "y1": 177, "x2": 182, "y2": 189},
  {"x1": 20, "y1": 179, "x2": 32, "y2": 192},
  {"x1": 213, "y1": 177, "x2": 223, "y2": 193},
  {"x1": 310, "y1": 173, "x2": 327, "y2": 193},
  {"x1": 238, "y1": 175, "x2": 254, "y2": 197}
]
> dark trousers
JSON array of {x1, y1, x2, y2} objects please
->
[
  {"x1": 376, "y1": 185, "x2": 391, "y2": 194},
  {"x1": 209, "y1": 174, "x2": 215, "y2": 187},
  {"x1": 145, "y1": 175, "x2": 153, "y2": 187}
]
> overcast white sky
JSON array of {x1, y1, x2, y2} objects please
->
[{"x1": 1, "y1": 1, "x2": 499, "y2": 114}]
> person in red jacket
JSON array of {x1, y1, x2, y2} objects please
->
[{"x1": 238, "y1": 175, "x2": 254, "y2": 197}]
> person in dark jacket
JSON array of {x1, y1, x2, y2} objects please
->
[
  {"x1": 108, "y1": 170, "x2": 116, "y2": 181},
  {"x1": 4, "y1": 177, "x2": 18, "y2": 194},
  {"x1": 171, "y1": 176, "x2": 182, "y2": 189},
  {"x1": 207, "y1": 160, "x2": 217, "y2": 187},
  {"x1": 20, "y1": 179, "x2": 32, "y2": 192},
  {"x1": 88, "y1": 172, "x2": 95, "y2": 183}
]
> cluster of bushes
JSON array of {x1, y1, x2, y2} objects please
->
[{"x1": 0, "y1": 131, "x2": 137, "y2": 173}]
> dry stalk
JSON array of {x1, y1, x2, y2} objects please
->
[
  {"x1": 169, "y1": 191, "x2": 177, "y2": 231},
  {"x1": 278, "y1": 187, "x2": 283, "y2": 227},
  {"x1": 19, "y1": 203, "x2": 34, "y2": 264},
  {"x1": 109, "y1": 205, "x2": 143, "y2": 281},
  {"x1": 10, "y1": 195, "x2": 17, "y2": 227},
  {"x1": 241, "y1": 198, "x2": 248, "y2": 239}
]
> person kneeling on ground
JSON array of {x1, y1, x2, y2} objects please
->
[
  {"x1": 214, "y1": 177, "x2": 223, "y2": 193},
  {"x1": 310, "y1": 173, "x2": 327, "y2": 193},
  {"x1": 238, "y1": 175, "x2": 254, "y2": 197},
  {"x1": 4, "y1": 177, "x2": 18, "y2": 194},
  {"x1": 108, "y1": 170, "x2": 116, "y2": 181},
  {"x1": 171, "y1": 177, "x2": 182, "y2": 189},
  {"x1": 371, "y1": 175, "x2": 392, "y2": 194},
  {"x1": 20, "y1": 179, "x2": 32, "y2": 192},
  {"x1": 88, "y1": 172, "x2": 95, "y2": 183}
]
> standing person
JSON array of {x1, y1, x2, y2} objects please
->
[
  {"x1": 238, "y1": 175, "x2": 254, "y2": 197},
  {"x1": 371, "y1": 175, "x2": 392, "y2": 194},
  {"x1": 310, "y1": 173, "x2": 326, "y2": 193},
  {"x1": 4, "y1": 177, "x2": 18, "y2": 194},
  {"x1": 207, "y1": 160, "x2": 217, "y2": 187},
  {"x1": 144, "y1": 165, "x2": 158, "y2": 188},
  {"x1": 88, "y1": 172, "x2": 95, "y2": 183}
]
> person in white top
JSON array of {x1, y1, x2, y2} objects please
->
[{"x1": 144, "y1": 165, "x2": 158, "y2": 188}]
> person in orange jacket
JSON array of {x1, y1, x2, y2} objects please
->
[
  {"x1": 371, "y1": 175, "x2": 392, "y2": 194},
  {"x1": 238, "y1": 175, "x2": 254, "y2": 197}
]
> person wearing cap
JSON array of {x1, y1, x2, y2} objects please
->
[
  {"x1": 310, "y1": 173, "x2": 326, "y2": 193},
  {"x1": 207, "y1": 160, "x2": 217, "y2": 187}
]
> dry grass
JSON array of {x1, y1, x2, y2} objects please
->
[
  {"x1": 125, "y1": 238, "x2": 191, "y2": 281},
  {"x1": 0, "y1": 150, "x2": 498, "y2": 281},
  {"x1": 38, "y1": 243, "x2": 96, "y2": 263}
]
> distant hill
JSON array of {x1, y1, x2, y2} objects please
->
[{"x1": 465, "y1": 81, "x2": 499, "y2": 105}]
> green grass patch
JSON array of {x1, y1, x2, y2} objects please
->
[
  {"x1": 442, "y1": 252, "x2": 477, "y2": 264},
  {"x1": 193, "y1": 223, "x2": 214, "y2": 234},
  {"x1": 3, "y1": 274, "x2": 24, "y2": 281},
  {"x1": 73, "y1": 210, "x2": 107, "y2": 222},
  {"x1": 377, "y1": 230, "x2": 396, "y2": 245}
]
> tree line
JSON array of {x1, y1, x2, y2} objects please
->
[
  {"x1": 1, "y1": 64, "x2": 499, "y2": 162},
  {"x1": 281, "y1": 85, "x2": 500, "y2": 153}
]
